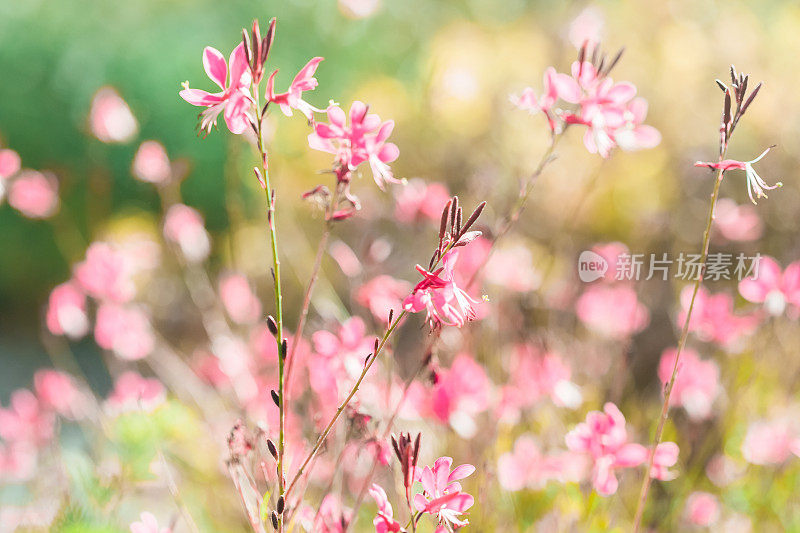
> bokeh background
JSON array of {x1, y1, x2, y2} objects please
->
[{"x1": 2, "y1": 0, "x2": 800, "y2": 531}]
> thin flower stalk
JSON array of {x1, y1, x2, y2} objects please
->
[{"x1": 633, "y1": 67, "x2": 765, "y2": 531}]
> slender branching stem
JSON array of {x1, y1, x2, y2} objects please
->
[
  {"x1": 285, "y1": 309, "x2": 407, "y2": 497},
  {"x1": 467, "y1": 129, "x2": 562, "y2": 288},
  {"x1": 284, "y1": 182, "x2": 342, "y2": 398},
  {"x1": 632, "y1": 147, "x2": 729, "y2": 532}
]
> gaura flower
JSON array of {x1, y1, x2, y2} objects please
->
[
  {"x1": 695, "y1": 147, "x2": 782, "y2": 204},
  {"x1": 403, "y1": 249, "x2": 480, "y2": 328},
  {"x1": 738, "y1": 256, "x2": 800, "y2": 316},
  {"x1": 130, "y1": 512, "x2": 171, "y2": 533},
  {"x1": 180, "y1": 44, "x2": 253, "y2": 134},
  {"x1": 510, "y1": 67, "x2": 560, "y2": 131},
  {"x1": 266, "y1": 57, "x2": 324, "y2": 120},
  {"x1": 413, "y1": 457, "x2": 475, "y2": 529},
  {"x1": 369, "y1": 484, "x2": 402, "y2": 533},
  {"x1": 308, "y1": 101, "x2": 400, "y2": 189}
]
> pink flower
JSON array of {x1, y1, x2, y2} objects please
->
[
  {"x1": 413, "y1": 457, "x2": 475, "y2": 529},
  {"x1": 34, "y1": 370, "x2": 82, "y2": 419},
  {"x1": 163, "y1": 203, "x2": 211, "y2": 263},
  {"x1": 0, "y1": 148, "x2": 21, "y2": 179},
  {"x1": 403, "y1": 249, "x2": 481, "y2": 328},
  {"x1": 308, "y1": 101, "x2": 400, "y2": 189},
  {"x1": 741, "y1": 418, "x2": 798, "y2": 465},
  {"x1": 411, "y1": 353, "x2": 491, "y2": 438},
  {"x1": 679, "y1": 286, "x2": 758, "y2": 347},
  {"x1": 497, "y1": 436, "x2": 585, "y2": 491},
  {"x1": 658, "y1": 348, "x2": 720, "y2": 421},
  {"x1": 685, "y1": 491, "x2": 720, "y2": 527},
  {"x1": 94, "y1": 303, "x2": 154, "y2": 361},
  {"x1": 575, "y1": 285, "x2": 649, "y2": 338},
  {"x1": 739, "y1": 256, "x2": 800, "y2": 316},
  {"x1": 695, "y1": 147, "x2": 782, "y2": 204},
  {"x1": 106, "y1": 372, "x2": 165, "y2": 414},
  {"x1": 394, "y1": 178, "x2": 450, "y2": 224},
  {"x1": 497, "y1": 345, "x2": 581, "y2": 422},
  {"x1": 266, "y1": 57, "x2": 324, "y2": 120},
  {"x1": 0, "y1": 440, "x2": 37, "y2": 481},
  {"x1": 511, "y1": 67, "x2": 561, "y2": 130},
  {"x1": 0, "y1": 389, "x2": 54, "y2": 446},
  {"x1": 369, "y1": 484, "x2": 402, "y2": 533},
  {"x1": 132, "y1": 141, "x2": 171, "y2": 184},
  {"x1": 650, "y1": 441, "x2": 680, "y2": 481},
  {"x1": 180, "y1": 44, "x2": 253, "y2": 134},
  {"x1": 312, "y1": 494, "x2": 352, "y2": 533},
  {"x1": 714, "y1": 198, "x2": 763, "y2": 242},
  {"x1": 7, "y1": 170, "x2": 59, "y2": 219},
  {"x1": 568, "y1": 7, "x2": 605, "y2": 50},
  {"x1": 485, "y1": 244, "x2": 542, "y2": 292},
  {"x1": 356, "y1": 275, "x2": 412, "y2": 324},
  {"x1": 74, "y1": 242, "x2": 136, "y2": 302},
  {"x1": 219, "y1": 272, "x2": 262, "y2": 324},
  {"x1": 130, "y1": 512, "x2": 171, "y2": 533},
  {"x1": 565, "y1": 402, "x2": 648, "y2": 496},
  {"x1": 613, "y1": 98, "x2": 662, "y2": 152},
  {"x1": 46, "y1": 281, "x2": 89, "y2": 339},
  {"x1": 89, "y1": 87, "x2": 138, "y2": 143}
]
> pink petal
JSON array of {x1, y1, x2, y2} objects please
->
[
  {"x1": 203, "y1": 47, "x2": 228, "y2": 90},
  {"x1": 179, "y1": 88, "x2": 224, "y2": 106},
  {"x1": 739, "y1": 256, "x2": 781, "y2": 303},
  {"x1": 378, "y1": 143, "x2": 400, "y2": 164}
]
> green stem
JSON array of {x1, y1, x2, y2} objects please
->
[{"x1": 631, "y1": 148, "x2": 728, "y2": 532}]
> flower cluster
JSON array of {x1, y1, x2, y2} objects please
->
[{"x1": 511, "y1": 46, "x2": 660, "y2": 157}]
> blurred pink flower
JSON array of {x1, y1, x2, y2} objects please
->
[
  {"x1": 163, "y1": 203, "x2": 211, "y2": 263},
  {"x1": 46, "y1": 281, "x2": 89, "y2": 339},
  {"x1": 679, "y1": 286, "x2": 758, "y2": 347},
  {"x1": 369, "y1": 484, "x2": 402, "y2": 533},
  {"x1": 89, "y1": 86, "x2": 138, "y2": 143},
  {"x1": 0, "y1": 389, "x2": 54, "y2": 446},
  {"x1": 338, "y1": 0, "x2": 381, "y2": 19},
  {"x1": 498, "y1": 436, "x2": 585, "y2": 491},
  {"x1": 685, "y1": 491, "x2": 720, "y2": 527},
  {"x1": 74, "y1": 242, "x2": 136, "y2": 302},
  {"x1": 613, "y1": 98, "x2": 662, "y2": 152},
  {"x1": 394, "y1": 178, "x2": 450, "y2": 223},
  {"x1": 356, "y1": 275, "x2": 412, "y2": 323},
  {"x1": 7, "y1": 170, "x2": 59, "y2": 219},
  {"x1": 413, "y1": 456, "x2": 475, "y2": 529},
  {"x1": 0, "y1": 148, "x2": 21, "y2": 179},
  {"x1": 403, "y1": 249, "x2": 481, "y2": 328},
  {"x1": 0, "y1": 441, "x2": 37, "y2": 482},
  {"x1": 308, "y1": 101, "x2": 400, "y2": 189},
  {"x1": 130, "y1": 512, "x2": 171, "y2": 533},
  {"x1": 329, "y1": 240, "x2": 363, "y2": 277},
  {"x1": 34, "y1": 370, "x2": 82, "y2": 419},
  {"x1": 590, "y1": 241, "x2": 630, "y2": 282},
  {"x1": 313, "y1": 494, "x2": 352, "y2": 533},
  {"x1": 576, "y1": 285, "x2": 649, "y2": 338},
  {"x1": 738, "y1": 256, "x2": 800, "y2": 316},
  {"x1": 219, "y1": 272, "x2": 262, "y2": 324},
  {"x1": 311, "y1": 317, "x2": 373, "y2": 381},
  {"x1": 568, "y1": 7, "x2": 605, "y2": 50},
  {"x1": 106, "y1": 372, "x2": 165, "y2": 414},
  {"x1": 180, "y1": 44, "x2": 253, "y2": 134},
  {"x1": 132, "y1": 141, "x2": 171, "y2": 184},
  {"x1": 485, "y1": 244, "x2": 542, "y2": 292},
  {"x1": 714, "y1": 198, "x2": 763, "y2": 242},
  {"x1": 266, "y1": 57, "x2": 324, "y2": 120},
  {"x1": 511, "y1": 67, "x2": 561, "y2": 131},
  {"x1": 94, "y1": 303, "x2": 154, "y2": 361},
  {"x1": 695, "y1": 147, "x2": 782, "y2": 204},
  {"x1": 650, "y1": 441, "x2": 680, "y2": 481},
  {"x1": 658, "y1": 347, "x2": 720, "y2": 421},
  {"x1": 565, "y1": 402, "x2": 648, "y2": 496},
  {"x1": 741, "y1": 418, "x2": 798, "y2": 465},
  {"x1": 409, "y1": 354, "x2": 491, "y2": 438},
  {"x1": 497, "y1": 345, "x2": 581, "y2": 423}
]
